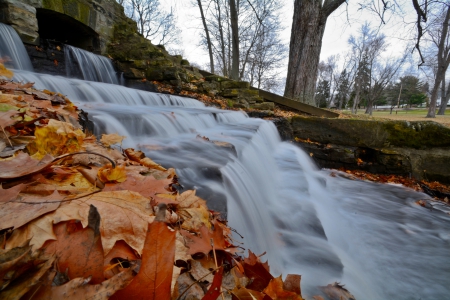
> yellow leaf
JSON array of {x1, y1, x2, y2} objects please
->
[
  {"x1": 28, "y1": 119, "x2": 85, "y2": 158},
  {"x1": 98, "y1": 164, "x2": 127, "y2": 183},
  {"x1": 140, "y1": 157, "x2": 167, "y2": 171},
  {"x1": 0, "y1": 63, "x2": 13, "y2": 79},
  {"x1": 101, "y1": 133, "x2": 125, "y2": 147},
  {"x1": 181, "y1": 206, "x2": 211, "y2": 231}
]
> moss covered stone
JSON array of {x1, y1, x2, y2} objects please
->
[{"x1": 221, "y1": 81, "x2": 250, "y2": 89}]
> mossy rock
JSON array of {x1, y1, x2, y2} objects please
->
[
  {"x1": 145, "y1": 67, "x2": 164, "y2": 81},
  {"x1": 222, "y1": 89, "x2": 239, "y2": 98},
  {"x1": 205, "y1": 75, "x2": 230, "y2": 82},
  {"x1": 181, "y1": 59, "x2": 190, "y2": 66},
  {"x1": 221, "y1": 81, "x2": 250, "y2": 90}
]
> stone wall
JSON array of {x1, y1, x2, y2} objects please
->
[
  {"x1": 0, "y1": 0, "x2": 125, "y2": 52},
  {"x1": 273, "y1": 115, "x2": 450, "y2": 183}
]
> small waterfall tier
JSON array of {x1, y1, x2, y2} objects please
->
[
  {"x1": 65, "y1": 45, "x2": 119, "y2": 84},
  {"x1": 0, "y1": 23, "x2": 33, "y2": 71}
]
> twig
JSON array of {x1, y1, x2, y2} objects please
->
[
  {"x1": 210, "y1": 238, "x2": 225, "y2": 300},
  {"x1": 52, "y1": 151, "x2": 116, "y2": 168},
  {"x1": 0, "y1": 125, "x2": 13, "y2": 148}
]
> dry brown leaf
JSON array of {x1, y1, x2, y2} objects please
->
[
  {"x1": 0, "y1": 255, "x2": 55, "y2": 299},
  {"x1": 263, "y1": 276, "x2": 303, "y2": 300},
  {"x1": 101, "y1": 133, "x2": 125, "y2": 147},
  {"x1": 104, "y1": 240, "x2": 139, "y2": 279},
  {"x1": 124, "y1": 148, "x2": 167, "y2": 171},
  {"x1": 0, "y1": 190, "x2": 62, "y2": 230},
  {"x1": 0, "y1": 183, "x2": 27, "y2": 203},
  {"x1": 172, "y1": 272, "x2": 205, "y2": 300},
  {"x1": 0, "y1": 152, "x2": 54, "y2": 180},
  {"x1": 180, "y1": 219, "x2": 226, "y2": 255},
  {"x1": 202, "y1": 266, "x2": 224, "y2": 300},
  {"x1": 104, "y1": 172, "x2": 174, "y2": 199},
  {"x1": 0, "y1": 109, "x2": 18, "y2": 128},
  {"x1": 231, "y1": 287, "x2": 268, "y2": 300},
  {"x1": 33, "y1": 268, "x2": 134, "y2": 300},
  {"x1": 60, "y1": 190, "x2": 154, "y2": 255},
  {"x1": 242, "y1": 250, "x2": 273, "y2": 292}
]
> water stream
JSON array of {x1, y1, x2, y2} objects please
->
[{"x1": 2, "y1": 23, "x2": 450, "y2": 299}]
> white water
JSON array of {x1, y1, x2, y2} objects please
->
[
  {"x1": 65, "y1": 44, "x2": 119, "y2": 84},
  {"x1": 4, "y1": 23, "x2": 450, "y2": 299},
  {"x1": 0, "y1": 24, "x2": 33, "y2": 71}
]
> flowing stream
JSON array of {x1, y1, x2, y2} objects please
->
[{"x1": 2, "y1": 23, "x2": 450, "y2": 299}]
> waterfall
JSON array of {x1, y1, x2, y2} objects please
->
[
  {"x1": 65, "y1": 45, "x2": 119, "y2": 84},
  {"x1": 0, "y1": 23, "x2": 33, "y2": 71},
  {"x1": 4, "y1": 23, "x2": 450, "y2": 299}
]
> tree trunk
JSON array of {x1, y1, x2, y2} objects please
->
[
  {"x1": 216, "y1": 0, "x2": 228, "y2": 77},
  {"x1": 229, "y1": 0, "x2": 239, "y2": 80},
  {"x1": 438, "y1": 81, "x2": 450, "y2": 115},
  {"x1": 197, "y1": 0, "x2": 215, "y2": 74},
  {"x1": 284, "y1": 0, "x2": 345, "y2": 105},
  {"x1": 427, "y1": 6, "x2": 450, "y2": 118}
]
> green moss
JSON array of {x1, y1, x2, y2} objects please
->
[
  {"x1": 227, "y1": 99, "x2": 234, "y2": 108},
  {"x1": 383, "y1": 121, "x2": 450, "y2": 149},
  {"x1": 42, "y1": 0, "x2": 64, "y2": 12}
]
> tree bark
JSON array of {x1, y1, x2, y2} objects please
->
[
  {"x1": 284, "y1": 0, "x2": 345, "y2": 105},
  {"x1": 197, "y1": 0, "x2": 215, "y2": 74},
  {"x1": 437, "y1": 80, "x2": 450, "y2": 115},
  {"x1": 427, "y1": 6, "x2": 450, "y2": 118},
  {"x1": 229, "y1": 0, "x2": 239, "y2": 80}
]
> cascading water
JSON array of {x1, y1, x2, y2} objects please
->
[
  {"x1": 65, "y1": 44, "x2": 119, "y2": 84},
  {"x1": 4, "y1": 23, "x2": 450, "y2": 299},
  {"x1": 0, "y1": 23, "x2": 33, "y2": 71}
]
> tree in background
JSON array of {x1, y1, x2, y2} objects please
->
[
  {"x1": 284, "y1": 0, "x2": 346, "y2": 105},
  {"x1": 195, "y1": 0, "x2": 287, "y2": 92},
  {"x1": 335, "y1": 69, "x2": 351, "y2": 109},
  {"x1": 120, "y1": 0, "x2": 181, "y2": 48},
  {"x1": 411, "y1": 1, "x2": 450, "y2": 117},
  {"x1": 315, "y1": 79, "x2": 330, "y2": 108}
]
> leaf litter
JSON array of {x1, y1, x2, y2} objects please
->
[{"x1": 0, "y1": 65, "x2": 353, "y2": 299}]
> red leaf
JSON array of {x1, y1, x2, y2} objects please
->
[
  {"x1": 202, "y1": 266, "x2": 224, "y2": 300},
  {"x1": 111, "y1": 204, "x2": 175, "y2": 300},
  {"x1": 242, "y1": 250, "x2": 273, "y2": 292},
  {"x1": 180, "y1": 219, "x2": 226, "y2": 255},
  {"x1": 42, "y1": 205, "x2": 104, "y2": 284}
]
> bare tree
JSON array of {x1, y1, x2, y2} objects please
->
[
  {"x1": 197, "y1": 0, "x2": 215, "y2": 73},
  {"x1": 122, "y1": 0, "x2": 181, "y2": 47},
  {"x1": 427, "y1": 5, "x2": 450, "y2": 116}
]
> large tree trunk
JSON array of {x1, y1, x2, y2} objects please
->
[
  {"x1": 427, "y1": 6, "x2": 450, "y2": 118},
  {"x1": 437, "y1": 81, "x2": 450, "y2": 115},
  {"x1": 229, "y1": 0, "x2": 239, "y2": 80},
  {"x1": 284, "y1": 0, "x2": 345, "y2": 106},
  {"x1": 197, "y1": 0, "x2": 215, "y2": 74}
]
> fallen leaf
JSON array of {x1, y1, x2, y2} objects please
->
[
  {"x1": 18, "y1": 82, "x2": 34, "y2": 89},
  {"x1": 242, "y1": 250, "x2": 273, "y2": 292},
  {"x1": 111, "y1": 204, "x2": 175, "y2": 300},
  {"x1": 33, "y1": 268, "x2": 134, "y2": 300},
  {"x1": 0, "y1": 255, "x2": 55, "y2": 299},
  {"x1": 231, "y1": 287, "x2": 267, "y2": 300},
  {"x1": 98, "y1": 164, "x2": 127, "y2": 183},
  {"x1": 104, "y1": 171, "x2": 174, "y2": 199},
  {"x1": 0, "y1": 152, "x2": 54, "y2": 180},
  {"x1": 0, "y1": 109, "x2": 18, "y2": 128},
  {"x1": 283, "y1": 274, "x2": 302, "y2": 296},
  {"x1": 263, "y1": 276, "x2": 303, "y2": 300},
  {"x1": 101, "y1": 133, "x2": 125, "y2": 147},
  {"x1": 42, "y1": 205, "x2": 104, "y2": 284},
  {"x1": 0, "y1": 63, "x2": 13, "y2": 79},
  {"x1": 60, "y1": 190, "x2": 154, "y2": 254},
  {"x1": 0, "y1": 183, "x2": 27, "y2": 203},
  {"x1": 202, "y1": 266, "x2": 224, "y2": 300},
  {"x1": 172, "y1": 272, "x2": 205, "y2": 299},
  {"x1": 104, "y1": 240, "x2": 139, "y2": 279},
  {"x1": 124, "y1": 148, "x2": 166, "y2": 171},
  {"x1": 180, "y1": 219, "x2": 226, "y2": 255},
  {"x1": 0, "y1": 190, "x2": 62, "y2": 230},
  {"x1": 28, "y1": 119, "x2": 85, "y2": 158},
  {"x1": 319, "y1": 283, "x2": 355, "y2": 300}
]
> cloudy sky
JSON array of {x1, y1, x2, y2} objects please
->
[{"x1": 160, "y1": 0, "x2": 420, "y2": 75}]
